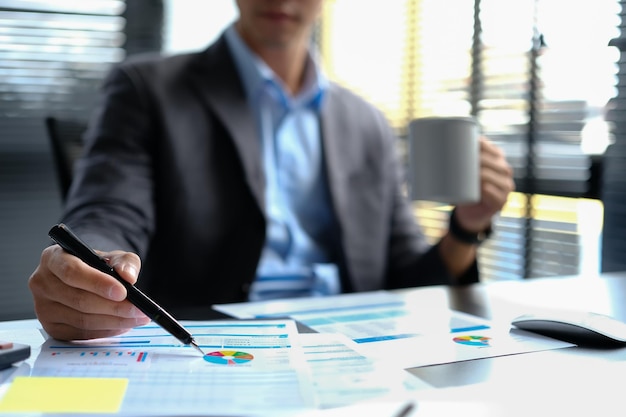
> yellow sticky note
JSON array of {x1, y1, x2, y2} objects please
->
[{"x1": 0, "y1": 376, "x2": 128, "y2": 413}]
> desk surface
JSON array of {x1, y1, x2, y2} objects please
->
[
  {"x1": 2, "y1": 272, "x2": 626, "y2": 416},
  {"x1": 406, "y1": 271, "x2": 626, "y2": 415}
]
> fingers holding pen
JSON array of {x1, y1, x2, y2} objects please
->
[
  {"x1": 28, "y1": 245, "x2": 150, "y2": 340},
  {"x1": 47, "y1": 246, "x2": 130, "y2": 302},
  {"x1": 39, "y1": 302, "x2": 149, "y2": 341}
]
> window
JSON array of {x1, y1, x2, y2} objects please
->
[
  {"x1": 319, "y1": 0, "x2": 618, "y2": 280},
  {"x1": 0, "y1": 0, "x2": 162, "y2": 320},
  {"x1": 602, "y1": 0, "x2": 626, "y2": 272}
]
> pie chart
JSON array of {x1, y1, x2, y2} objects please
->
[
  {"x1": 453, "y1": 335, "x2": 491, "y2": 347},
  {"x1": 203, "y1": 350, "x2": 254, "y2": 365}
]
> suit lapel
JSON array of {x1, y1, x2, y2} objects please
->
[
  {"x1": 320, "y1": 88, "x2": 356, "y2": 285},
  {"x1": 320, "y1": 90, "x2": 350, "y2": 231},
  {"x1": 187, "y1": 35, "x2": 265, "y2": 212}
]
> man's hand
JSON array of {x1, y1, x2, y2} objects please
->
[
  {"x1": 28, "y1": 245, "x2": 151, "y2": 341},
  {"x1": 438, "y1": 137, "x2": 515, "y2": 278},
  {"x1": 454, "y1": 137, "x2": 515, "y2": 233}
]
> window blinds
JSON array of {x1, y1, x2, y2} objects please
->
[
  {"x1": 0, "y1": 0, "x2": 164, "y2": 320},
  {"x1": 602, "y1": 0, "x2": 626, "y2": 273},
  {"x1": 319, "y1": 0, "x2": 617, "y2": 281}
]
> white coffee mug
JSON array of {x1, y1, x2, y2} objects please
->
[{"x1": 408, "y1": 116, "x2": 480, "y2": 204}]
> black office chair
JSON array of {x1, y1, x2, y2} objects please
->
[{"x1": 44, "y1": 116, "x2": 87, "y2": 202}]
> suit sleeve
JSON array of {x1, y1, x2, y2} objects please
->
[{"x1": 61, "y1": 61, "x2": 157, "y2": 255}]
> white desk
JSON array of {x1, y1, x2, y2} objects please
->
[
  {"x1": 2, "y1": 273, "x2": 626, "y2": 416},
  {"x1": 407, "y1": 272, "x2": 626, "y2": 416}
]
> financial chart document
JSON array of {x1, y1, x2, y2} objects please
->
[
  {"x1": 214, "y1": 291, "x2": 575, "y2": 369},
  {"x1": 0, "y1": 319, "x2": 429, "y2": 416},
  {"x1": 1, "y1": 320, "x2": 312, "y2": 416},
  {"x1": 299, "y1": 333, "x2": 430, "y2": 409}
]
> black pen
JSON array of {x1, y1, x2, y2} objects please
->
[
  {"x1": 394, "y1": 401, "x2": 416, "y2": 417},
  {"x1": 48, "y1": 223, "x2": 205, "y2": 356}
]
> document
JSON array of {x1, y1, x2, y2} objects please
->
[
  {"x1": 299, "y1": 333, "x2": 430, "y2": 409},
  {"x1": 214, "y1": 291, "x2": 575, "y2": 368},
  {"x1": 0, "y1": 319, "x2": 429, "y2": 416},
  {"x1": 1, "y1": 320, "x2": 312, "y2": 416}
]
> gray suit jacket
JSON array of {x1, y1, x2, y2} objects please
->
[{"x1": 63, "y1": 33, "x2": 477, "y2": 318}]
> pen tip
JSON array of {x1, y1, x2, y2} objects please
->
[{"x1": 190, "y1": 340, "x2": 205, "y2": 356}]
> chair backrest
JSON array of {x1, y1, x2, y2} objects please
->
[{"x1": 45, "y1": 116, "x2": 87, "y2": 202}]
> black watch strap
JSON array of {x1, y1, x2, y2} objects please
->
[{"x1": 449, "y1": 208, "x2": 492, "y2": 245}]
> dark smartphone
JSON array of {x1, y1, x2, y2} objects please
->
[{"x1": 0, "y1": 342, "x2": 30, "y2": 370}]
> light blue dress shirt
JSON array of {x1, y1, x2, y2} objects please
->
[{"x1": 224, "y1": 25, "x2": 340, "y2": 301}]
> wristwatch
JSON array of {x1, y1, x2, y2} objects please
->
[{"x1": 448, "y1": 208, "x2": 492, "y2": 245}]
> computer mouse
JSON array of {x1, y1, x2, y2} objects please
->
[{"x1": 511, "y1": 311, "x2": 626, "y2": 347}]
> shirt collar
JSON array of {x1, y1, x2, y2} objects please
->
[{"x1": 224, "y1": 23, "x2": 326, "y2": 111}]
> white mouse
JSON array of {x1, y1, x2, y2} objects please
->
[{"x1": 511, "y1": 310, "x2": 626, "y2": 347}]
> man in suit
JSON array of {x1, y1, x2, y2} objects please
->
[{"x1": 28, "y1": 0, "x2": 514, "y2": 341}]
